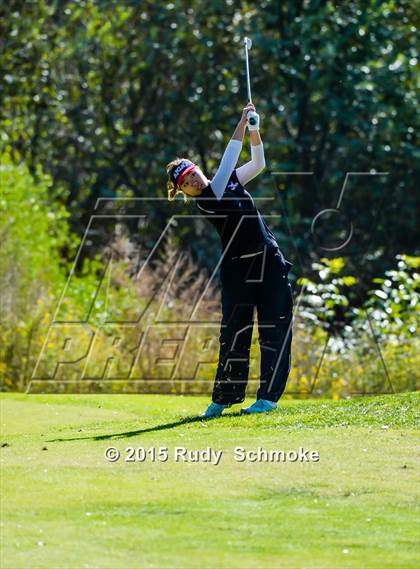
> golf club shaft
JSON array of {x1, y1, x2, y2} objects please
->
[{"x1": 244, "y1": 40, "x2": 252, "y2": 103}]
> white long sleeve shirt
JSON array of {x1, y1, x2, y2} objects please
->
[
  {"x1": 236, "y1": 143, "x2": 266, "y2": 186},
  {"x1": 210, "y1": 140, "x2": 266, "y2": 200}
]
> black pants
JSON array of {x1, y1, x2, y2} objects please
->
[{"x1": 212, "y1": 245, "x2": 293, "y2": 406}]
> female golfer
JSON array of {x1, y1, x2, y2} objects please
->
[{"x1": 166, "y1": 103, "x2": 293, "y2": 417}]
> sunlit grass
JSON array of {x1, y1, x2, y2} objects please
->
[{"x1": 1, "y1": 392, "x2": 419, "y2": 568}]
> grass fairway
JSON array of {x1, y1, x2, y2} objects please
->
[{"x1": 1, "y1": 392, "x2": 419, "y2": 569}]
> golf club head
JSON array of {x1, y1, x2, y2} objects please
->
[{"x1": 244, "y1": 37, "x2": 252, "y2": 51}]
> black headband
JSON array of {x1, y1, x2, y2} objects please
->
[{"x1": 169, "y1": 160, "x2": 196, "y2": 188}]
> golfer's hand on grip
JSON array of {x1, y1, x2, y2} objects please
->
[
  {"x1": 241, "y1": 102, "x2": 260, "y2": 131},
  {"x1": 241, "y1": 103, "x2": 256, "y2": 123}
]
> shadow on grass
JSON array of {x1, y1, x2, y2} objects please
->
[{"x1": 48, "y1": 411, "x2": 245, "y2": 443}]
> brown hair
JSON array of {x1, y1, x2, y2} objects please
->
[{"x1": 166, "y1": 158, "x2": 190, "y2": 203}]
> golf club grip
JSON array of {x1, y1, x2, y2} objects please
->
[{"x1": 247, "y1": 110, "x2": 258, "y2": 126}]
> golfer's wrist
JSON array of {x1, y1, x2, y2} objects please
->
[{"x1": 232, "y1": 120, "x2": 246, "y2": 141}]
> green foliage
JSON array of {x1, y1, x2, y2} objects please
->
[
  {"x1": 291, "y1": 254, "x2": 419, "y2": 398},
  {"x1": 298, "y1": 257, "x2": 357, "y2": 331},
  {"x1": 353, "y1": 254, "x2": 419, "y2": 340},
  {"x1": 0, "y1": 152, "x2": 72, "y2": 388},
  {"x1": 348, "y1": 254, "x2": 420, "y2": 396},
  {"x1": 0, "y1": 162, "x2": 219, "y2": 391},
  {"x1": 0, "y1": 0, "x2": 417, "y2": 278},
  {"x1": 0, "y1": 1, "x2": 418, "y2": 395},
  {"x1": 1, "y1": 154, "x2": 417, "y2": 398}
]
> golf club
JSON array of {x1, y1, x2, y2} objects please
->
[{"x1": 243, "y1": 37, "x2": 259, "y2": 126}]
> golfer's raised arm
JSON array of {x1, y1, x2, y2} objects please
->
[
  {"x1": 236, "y1": 140, "x2": 266, "y2": 186},
  {"x1": 210, "y1": 138, "x2": 242, "y2": 200},
  {"x1": 210, "y1": 105, "x2": 254, "y2": 200}
]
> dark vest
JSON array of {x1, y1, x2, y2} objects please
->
[{"x1": 194, "y1": 169, "x2": 279, "y2": 260}]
